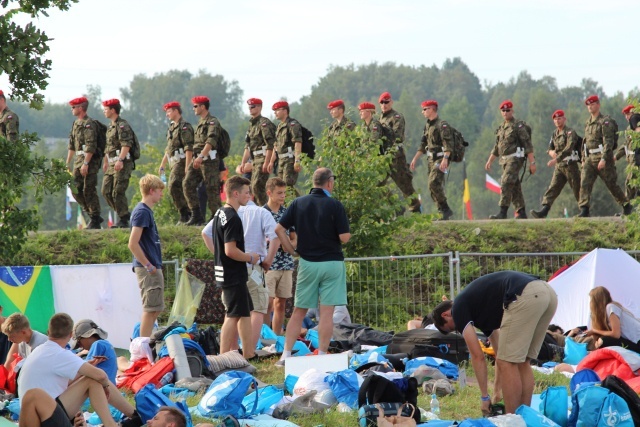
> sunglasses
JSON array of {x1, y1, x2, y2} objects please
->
[
  {"x1": 422, "y1": 107, "x2": 431, "y2": 111},
  {"x1": 380, "y1": 100, "x2": 390, "y2": 104},
  {"x1": 501, "y1": 109, "x2": 511, "y2": 113},
  {"x1": 192, "y1": 105, "x2": 200, "y2": 109},
  {"x1": 249, "y1": 105, "x2": 258, "y2": 109}
]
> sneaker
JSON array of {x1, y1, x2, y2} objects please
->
[{"x1": 275, "y1": 358, "x2": 286, "y2": 368}]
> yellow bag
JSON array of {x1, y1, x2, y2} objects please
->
[
  {"x1": 168, "y1": 271, "x2": 205, "y2": 326},
  {"x1": 376, "y1": 403, "x2": 417, "y2": 427}
]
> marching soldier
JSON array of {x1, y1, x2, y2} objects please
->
[
  {"x1": 531, "y1": 110, "x2": 581, "y2": 218},
  {"x1": 357, "y1": 102, "x2": 386, "y2": 145},
  {"x1": 270, "y1": 100, "x2": 302, "y2": 196},
  {"x1": 0, "y1": 89, "x2": 19, "y2": 142},
  {"x1": 101, "y1": 98, "x2": 134, "y2": 228},
  {"x1": 159, "y1": 101, "x2": 194, "y2": 224},
  {"x1": 326, "y1": 99, "x2": 355, "y2": 140},
  {"x1": 240, "y1": 98, "x2": 276, "y2": 206},
  {"x1": 485, "y1": 100, "x2": 535, "y2": 219},
  {"x1": 66, "y1": 96, "x2": 103, "y2": 229},
  {"x1": 578, "y1": 95, "x2": 632, "y2": 217},
  {"x1": 615, "y1": 105, "x2": 640, "y2": 201},
  {"x1": 378, "y1": 92, "x2": 421, "y2": 213}
]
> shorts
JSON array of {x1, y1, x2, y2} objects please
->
[
  {"x1": 498, "y1": 280, "x2": 558, "y2": 363},
  {"x1": 294, "y1": 258, "x2": 347, "y2": 309},
  {"x1": 135, "y1": 267, "x2": 165, "y2": 312},
  {"x1": 266, "y1": 269, "x2": 293, "y2": 299},
  {"x1": 44, "y1": 398, "x2": 73, "y2": 427},
  {"x1": 247, "y1": 266, "x2": 269, "y2": 314},
  {"x1": 221, "y1": 282, "x2": 253, "y2": 318}
]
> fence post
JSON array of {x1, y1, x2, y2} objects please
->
[
  {"x1": 448, "y1": 252, "x2": 456, "y2": 300},
  {"x1": 455, "y1": 251, "x2": 461, "y2": 295}
]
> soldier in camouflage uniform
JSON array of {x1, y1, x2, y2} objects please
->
[
  {"x1": 531, "y1": 110, "x2": 581, "y2": 218},
  {"x1": 0, "y1": 89, "x2": 19, "y2": 142},
  {"x1": 578, "y1": 95, "x2": 632, "y2": 217},
  {"x1": 65, "y1": 96, "x2": 103, "y2": 229},
  {"x1": 240, "y1": 98, "x2": 276, "y2": 206},
  {"x1": 357, "y1": 102, "x2": 385, "y2": 145},
  {"x1": 184, "y1": 95, "x2": 223, "y2": 225},
  {"x1": 378, "y1": 92, "x2": 421, "y2": 213},
  {"x1": 326, "y1": 99, "x2": 355, "y2": 140},
  {"x1": 410, "y1": 100, "x2": 454, "y2": 220},
  {"x1": 615, "y1": 105, "x2": 640, "y2": 201},
  {"x1": 101, "y1": 99, "x2": 134, "y2": 228},
  {"x1": 485, "y1": 100, "x2": 536, "y2": 219},
  {"x1": 160, "y1": 101, "x2": 194, "y2": 224},
  {"x1": 270, "y1": 100, "x2": 302, "y2": 197}
]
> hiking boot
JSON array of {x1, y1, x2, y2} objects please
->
[
  {"x1": 576, "y1": 207, "x2": 590, "y2": 218},
  {"x1": 515, "y1": 208, "x2": 527, "y2": 219},
  {"x1": 530, "y1": 205, "x2": 550, "y2": 219},
  {"x1": 115, "y1": 213, "x2": 130, "y2": 228},
  {"x1": 121, "y1": 410, "x2": 143, "y2": 427},
  {"x1": 177, "y1": 208, "x2": 191, "y2": 225},
  {"x1": 185, "y1": 208, "x2": 205, "y2": 226},
  {"x1": 489, "y1": 206, "x2": 508, "y2": 220},
  {"x1": 86, "y1": 216, "x2": 103, "y2": 230},
  {"x1": 623, "y1": 203, "x2": 634, "y2": 216}
]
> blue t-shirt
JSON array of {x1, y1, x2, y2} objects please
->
[
  {"x1": 87, "y1": 339, "x2": 117, "y2": 383},
  {"x1": 131, "y1": 202, "x2": 162, "y2": 268}
]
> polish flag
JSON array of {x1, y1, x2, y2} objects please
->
[
  {"x1": 485, "y1": 174, "x2": 501, "y2": 194},
  {"x1": 108, "y1": 211, "x2": 114, "y2": 228}
]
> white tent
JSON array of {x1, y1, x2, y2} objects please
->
[{"x1": 549, "y1": 248, "x2": 640, "y2": 332}]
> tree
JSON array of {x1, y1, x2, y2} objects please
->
[{"x1": 0, "y1": 0, "x2": 75, "y2": 260}]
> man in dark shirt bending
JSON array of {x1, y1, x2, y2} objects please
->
[
  {"x1": 274, "y1": 168, "x2": 351, "y2": 367},
  {"x1": 432, "y1": 271, "x2": 557, "y2": 415}
]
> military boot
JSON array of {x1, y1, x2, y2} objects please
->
[
  {"x1": 87, "y1": 215, "x2": 103, "y2": 230},
  {"x1": 177, "y1": 208, "x2": 191, "y2": 225},
  {"x1": 185, "y1": 208, "x2": 205, "y2": 226},
  {"x1": 622, "y1": 203, "x2": 634, "y2": 216},
  {"x1": 116, "y1": 213, "x2": 130, "y2": 228},
  {"x1": 439, "y1": 204, "x2": 454, "y2": 221},
  {"x1": 515, "y1": 208, "x2": 528, "y2": 219},
  {"x1": 530, "y1": 205, "x2": 550, "y2": 219},
  {"x1": 489, "y1": 206, "x2": 508, "y2": 220},
  {"x1": 576, "y1": 207, "x2": 590, "y2": 218}
]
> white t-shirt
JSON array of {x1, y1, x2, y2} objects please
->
[
  {"x1": 18, "y1": 340, "x2": 85, "y2": 398},
  {"x1": 17, "y1": 330, "x2": 48, "y2": 358},
  {"x1": 607, "y1": 303, "x2": 640, "y2": 343}
]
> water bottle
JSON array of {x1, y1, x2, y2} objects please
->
[
  {"x1": 159, "y1": 371, "x2": 174, "y2": 386},
  {"x1": 434, "y1": 162, "x2": 448, "y2": 174},
  {"x1": 430, "y1": 393, "x2": 440, "y2": 416},
  {"x1": 160, "y1": 170, "x2": 167, "y2": 184}
]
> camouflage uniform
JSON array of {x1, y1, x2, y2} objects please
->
[
  {"x1": 165, "y1": 118, "x2": 194, "y2": 212},
  {"x1": 491, "y1": 118, "x2": 533, "y2": 212},
  {"x1": 102, "y1": 116, "x2": 134, "y2": 222},
  {"x1": 68, "y1": 117, "x2": 102, "y2": 217},
  {"x1": 184, "y1": 113, "x2": 222, "y2": 219},
  {"x1": 0, "y1": 107, "x2": 19, "y2": 142},
  {"x1": 275, "y1": 116, "x2": 301, "y2": 193},
  {"x1": 541, "y1": 126, "x2": 581, "y2": 206},
  {"x1": 246, "y1": 115, "x2": 276, "y2": 206},
  {"x1": 327, "y1": 116, "x2": 355, "y2": 141},
  {"x1": 615, "y1": 122, "x2": 638, "y2": 201},
  {"x1": 579, "y1": 113, "x2": 627, "y2": 209},
  {"x1": 418, "y1": 117, "x2": 455, "y2": 212},
  {"x1": 379, "y1": 109, "x2": 420, "y2": 212}
]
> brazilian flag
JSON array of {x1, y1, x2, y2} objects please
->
[{"x1": 0, "y1": 266, "x2": 55, "y2": 333}]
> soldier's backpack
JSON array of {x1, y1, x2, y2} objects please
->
[
  {"x1": 300, "y1": 126, "x2": 315, "y2": 159},
  {"x1": 442, "y1": 122, "x2": 470, "y2": 163},
  {"x1": 218, "y1": 127, "x2": 231, "y2": 159},
  {"x1": 94, "y1": 120, "x2": 108, "y2": 159},
  {"x1": 130, "y1": 129, "x2": 141, "y2": 163},
  {"x1": 603, "y1": 115, "x2": 619, "y2": 150}
]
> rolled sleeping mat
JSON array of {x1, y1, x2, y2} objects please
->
[{"x1": 165, "y1": 334, "x2": 191, "y2": 381}]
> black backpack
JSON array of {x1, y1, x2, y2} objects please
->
[
  {"x1": 601, "y1": 375, "x2": 640, "y2": 426},
  {"x1": 94, "y1": 120, "x2": 108, "y2": 159},
  {"x1": 218, "y1": 127, "x2": 231, "y2": 159},
  {"x1": 444, "y1": 122, "x2": 469, "y2": 163},
  {"x1": 194, "y1": 325, "x2": 220, "y2": 356},
  {"x1": 357, "y1": 375, "x2": 420, "y2": 424},
  {"x1": 300, "y1": 126, "x2": 315, "y2": 159}
]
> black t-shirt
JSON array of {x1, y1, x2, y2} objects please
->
[
  {"x1": 278, "y1": 188, "x2": 350, "y2": 262},
  {"x1": 452, "y1": 271, "x2": 538, "y2": 337},
  {"x1": 213, "y1": 206, "x2": 247, "y2": 287}
]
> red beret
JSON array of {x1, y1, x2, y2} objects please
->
[
  {"x1": 247, "y1": 98, "x2": 262, "y2": 106},
  {"x1": 421, "y1": 100, "x2": 438, "y2": 108},
  {"x1": 499, "y1": 100, "x2": 513, "y2": 110},
  {"x1": 551, "y1": 110, "x2": 565, "y2": 119},
  {"x1": 163, "y1": 101, "x2": 180, "y2": 111},
  {"x1": 327, "y1": 99, "x2": 344, "y2": 110},
  {"x1": 379, "y1": 92, "x2": 392, "y2": 102},
  {"x1": 585, "y1": 95, "x2": 599, "y2": 105},
  {"x1": 358, "y1": 102, "x2": 376, "y2": 111},
  {"x1": 102, "y1": 99, "x2": 120, "y2": 107},
  {"x1": 191, "y1": 96, "x2": 209, "y2": 104},
  {"x1": 0, "y1": 90, "x2": 4, "y2": 96},
  {"x1": 622, "y1": 105, "x2": 634, "y2": 114},
  {"x1": 69, "y1": 97, "x2": 88, "y2": 106},
  {"x1": 272, "y1": 101, "x2": 289, "y2": 110}
]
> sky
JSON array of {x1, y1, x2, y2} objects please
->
[{"x1": 2, "y1": 0, "x2": 638, "y2": 106}]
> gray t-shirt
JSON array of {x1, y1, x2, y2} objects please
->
[
  {"x1": 18, "y1": 330, "x2": 48, "y2": 358},
  {"x1": 607, "y1": 303, "x2": 640, "y2": 343}
]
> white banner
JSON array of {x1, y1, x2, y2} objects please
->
[{"x1": 50, "y1": 263, "x2": 143, "y2": 349}]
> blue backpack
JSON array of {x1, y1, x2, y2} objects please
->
[
  {"x1": 567, "y1": 384, "x2": 633, "y2": 427},
  {"x1": 197, "y1": 371, "x2": 258, "y2": 418},
  {"x1": 539, "y1": 386, "x2": 569, "y2": 426},
  {"x1": 135, "y1": 384, "x2": 192, "y2": 426}
]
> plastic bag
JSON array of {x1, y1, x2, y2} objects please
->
[
  {"x1": 326, "y1": 369, "x2": 361, "y2": 408},
  {"x1": 515, "y1": 404, "x2": 560, "y2": 427},
  {"x1": 168, "y1": 271, "x2": 206, "y2": 327},
  {"x1": 293, "y1": 369, "x2": 331, "y2": 399}
]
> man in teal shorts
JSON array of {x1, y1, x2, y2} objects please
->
[{"x1": 274, "y1": 168, "x2": 351, "y2": 366}]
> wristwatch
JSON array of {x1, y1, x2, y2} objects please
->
[
  {"x1": 117, "y1": 158, "x2": 124, "y2": 162},
  {"x1": 83, "y1": 161, "x2": 89, "y2": 166},
  {"x1": 198, "y1": 154, "x2": 205, "y2": 159}
]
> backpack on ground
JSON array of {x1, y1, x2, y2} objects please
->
[
  {"x1": 194, "y1": 325, "x2": 220, "y2": 356},
  {"x1": 218, "y1": 127, "x2": 231, "y2": 159},
  {"x1": 94, "y1": 120, "x2": 108, "y2": 159},
  {"x1": 135, "y1": 383, "x2": 193, "y2": 426},
  {"x1": 301, "y1": 125, "x2": 315, "y2": 159},
  {"x1": 387, "y1": 328, "x2": 469, "y2": 365},
  {"x1": 357, "y1": 375, "x2": 419, "y2": 425},
  {"x1": 601, "y1": 375, "x2": 640, "y2": 426},
  {"x1": 567, "y1": 383, "x2": 633, "y2": 427},
  {"x1": 197, "y1": 371, "x2": 258, "y2": 418},
  {"x1": 129, "y1": 356, "x2": 175, "y2": 393},
  {"x1": 442, "y1": 121, "x2": 469, "y2": 163}
]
